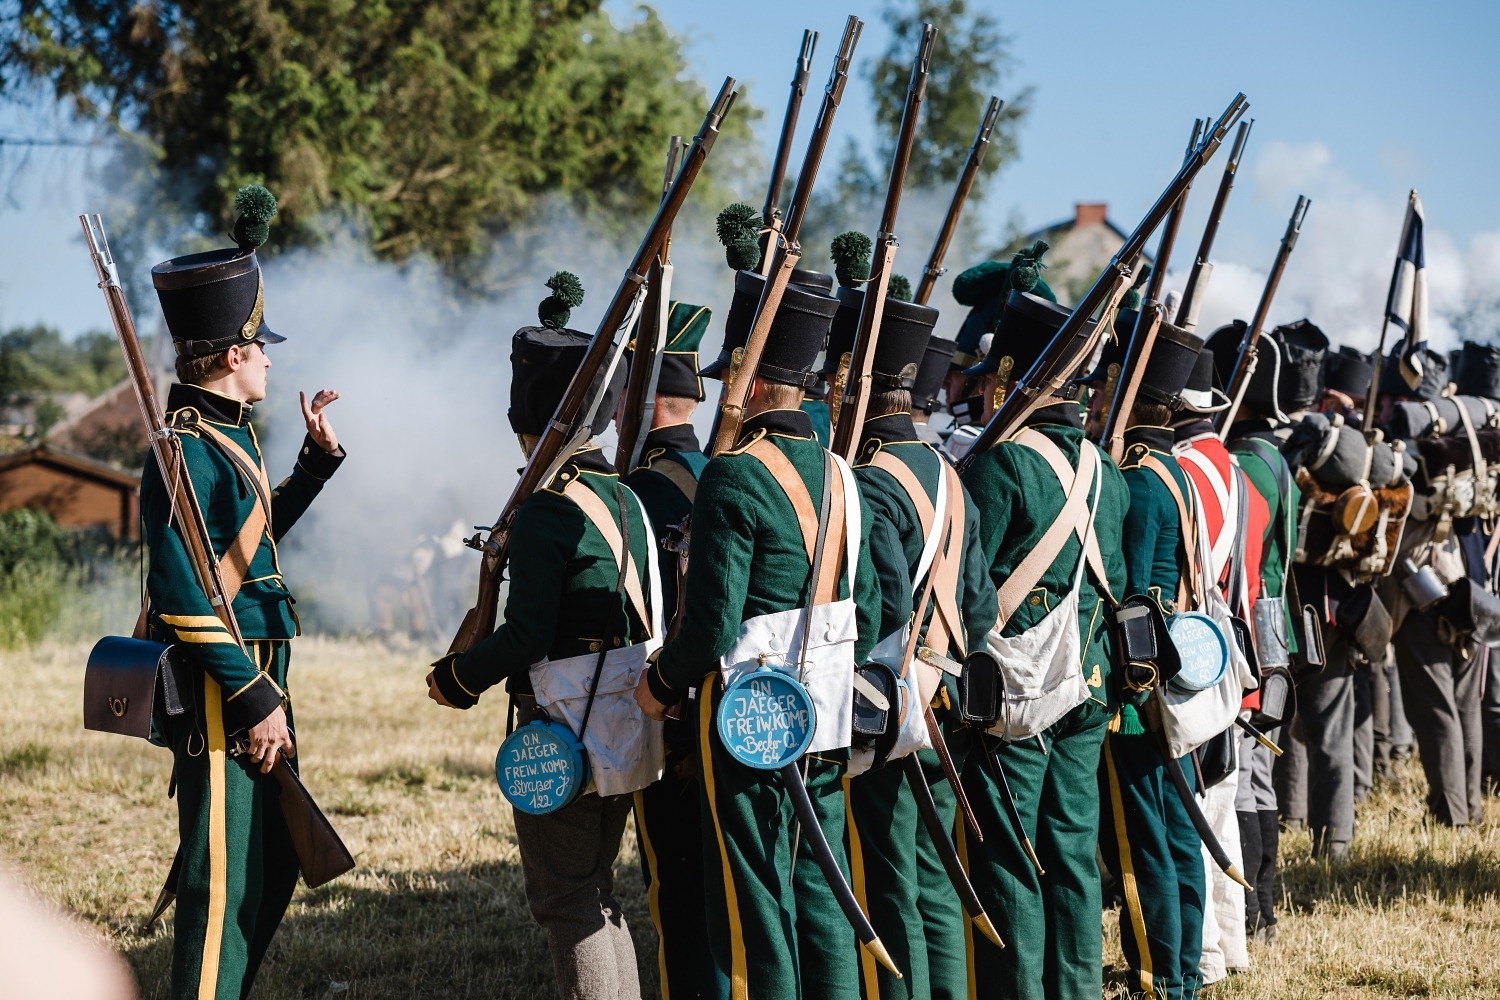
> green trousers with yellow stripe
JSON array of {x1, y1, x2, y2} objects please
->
[
  {"x1": 953, "y1": 700, "x2": 1110, "y2": 1000},
  {"x1": 1098, "y1": 730, "x2": 1206, "y2": 999},
  {"x1": 169, "y1": 641, "x2": 299, "y2": 1000},
  {"x1": 634, "y1": 709, "x2": 715, "y2": 999},
  {"x1": 697, "y1": 677, "x2": 859, "y2": 1000},
  {"x1": 914, "y1": 745, "x2": 970, "y2": 1000},
  {"x1": 847, "y1": 759, "x2": 925, "y2": 1000}
]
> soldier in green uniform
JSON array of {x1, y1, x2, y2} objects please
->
[
  {"x1": 955, "y1": 290, "x2": 1129, "y2": 1000},
  {"x1": 830, "y1": 283, "x2": 997, "y2": 1000},
  {"x1": 427, "y1": 276, "x2": 650, "y2": 1000},
  {"x1": 634, "y1": 269, "x2": 881, "y2": 1000},
  {"x1": 1094, "y1": 321, "x2": 1210, "y2": 1000},
  {"x1": 621, "y1": 299, "x2": 714, "y2": 998},
  {"x1": 142, "y1": 186, "x2": 347, "y2": 1000}
]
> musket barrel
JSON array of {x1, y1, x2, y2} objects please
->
[
  {"x1": 1176, "y1": 119, "x2": 1253, "y2": 329},
  {"x1": 916, "y1": 95, "x2": 1002, "y2": 306},
  {"x1": 783, "y1": 16, "x2": 862, "y2": 244},
  {"x1": 764, "y1": 29, "x2": 818, "y2": 228}
]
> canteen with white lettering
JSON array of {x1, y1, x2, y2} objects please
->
[
  {"x1": 716, "y1": 665, "x2": 817, "y2": 770},
  {"x1": 1166, "y1": 611, "x2": 1229, "y2": 693},
  {"x1": 495, "y1": 717, "x2": 589, "y2": 815}
]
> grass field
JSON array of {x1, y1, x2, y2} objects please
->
[{"x1": 3, "y1": 639, "x2": 1498, "y2": 998}]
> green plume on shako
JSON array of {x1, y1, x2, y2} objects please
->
[
  {"x1": 829, "y1": 231, "x2": 872, "y2": 289},
  {"x1": 538, "y1": 271, "x2": 585, "y2": 329},
  {"x1": 231, "y1": 184, "x2": 279, "y2": 250},
  {"x1": 715, "y1": 202, "x2": 762, "y2": 272},
  {"x1": 1007, "y1": 239, "x2": 1049, "y2": 294},
  {"x1": 887, "y1": 274, "x2": 913, "y2": 302}
]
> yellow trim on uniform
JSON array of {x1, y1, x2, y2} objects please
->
[
  {"x1": 1104, "y1": 735, "x2": 1154, "y2": 993},
  {"x1": 225, "y1": 674, "x2": 266, "y2": 701},
  {"x1": 199, "y1": 676, "x2": 229, "y2": 1000},
  {"x1": 955, "y1": 808, "x2": 978, "y2": 1000},
  {"x1": 844, "y1": 774, "x2": 881, "y2": 996},
  {"x1": 448, "y1": 662, "x2": 479, "y2": 699},
  {"x1": 699, "y1": 684, "x2": 748, "y2": 1000},
  {"x1": 175, "y1": 629, "x2": 238, "y2": 645},
  {"x1": 159, "y1": 613, "x2": 226, "y2": 628},
  {"x1": 633, "y1": 790, "x2": 671, "y2": 999}
]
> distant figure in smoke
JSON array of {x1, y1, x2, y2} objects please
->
[{"x1": 140, "y1": 185, "x2": 348, "y2": 1000}]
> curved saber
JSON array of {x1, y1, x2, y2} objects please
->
[
  {"x1": 1152, "y1": 701, "x2": 1253, "y2": 891},
  {"x1": 900, "y1": 756, "x2": 1003, "y2": 948},
  {"x1": 781, "y1": 763, "x2": 902, "y2": 978},
  {"x1": 976, "y1": 736, "x2": 1045, "y2": 874}
]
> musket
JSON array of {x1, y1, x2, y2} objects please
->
[
  {"x1": 1099, "y1": 119, "x2": 1204, "y2": 463},
  {"x1": 1174, "y1": 120, "x2": 1253, "y2": 331},
  {"x1": 80, "y1": 214, "x2": 356, "y2": 898},
  {"x1": 759, "y1": 29, "x2": 819, "y2": 274},
  {"x1": 829, "y1": 22, "x2": 936, "y2": 461},
  {"x1": 1215, "y1": 194, "x2": 1311, "y2": 433},
  {"x1": 914, "y1": 96, "x2": 1003, "y2": 306},
  {"x1": 616, "y1": 136, "x2": 685, "y2": 474},
  {"x1": 449, "y1": 79, "x2": 738, "y2": 653},
  {"x1": 711, "y1": 16, "x2": 862, "y2": 456},
  {"x1": 900, "y1": 756, "x2": 1004, "y2": 948},
  {"x1": 955, "y1": 92, "x2": 1249, "y2": 473}
]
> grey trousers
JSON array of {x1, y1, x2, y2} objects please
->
[
  {"x1": 515, "y1": 791, "x2": 642, "y2": 1000},
  {"x1": 1393, "y1": 612, "x2": 1486, "y2": 826},
  {"x1": 1373, "y1": 649, "x2": 1414, "y2": 770},
  {"x1": 1290, "y1": 631, "x2": 1357, "y2": 855},
  {"x1": 1353, "y1": 667, "x2": 1374, "y2": 803},
  {"x1": 1485, "y1": 648, "x2": 1500, "y2": 790}
]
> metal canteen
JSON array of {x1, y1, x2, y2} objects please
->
[
  {"x1": 1165, "y1": 611, "x2": 1229, "y2": 692},
  {"x1": 495, "y1": 718, "x2": 590, "y2": 815},
  {"x1": 716, "y1": 665, "x2": 817, "y2": 770}
]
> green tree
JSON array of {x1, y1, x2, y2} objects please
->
[
  {"x1": 869, "y1": 0, "x2": 1030, "y2": 194},
  {"x1": 2, "y1": 2, "x2": 757, "y2": 272}
]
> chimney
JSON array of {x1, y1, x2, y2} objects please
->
[{"x1": 1074, "y1": 202, "x2": 1107, "y2": 227}]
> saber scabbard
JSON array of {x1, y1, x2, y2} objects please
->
[{"x1": 900, "y1": 755, "x2": 1003, "y2": 948}]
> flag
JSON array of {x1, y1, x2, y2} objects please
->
[{"x1": 1386, "y1": 190, "x2": 1428, "y2": 389}]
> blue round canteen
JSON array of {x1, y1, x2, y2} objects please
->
[
  {"x1": 495, "y1": 718, "x2": 590, "y2": 815},
  {"x1": 716, "y1": 667, "x2": 817, "y2": 770},
  {"x1": 1167, "y1": 611, "x2": 1230, "y2": 692}
]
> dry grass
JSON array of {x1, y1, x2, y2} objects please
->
[{"x1": 3, "y1": 638, "x2": 1498, "y2": 998}]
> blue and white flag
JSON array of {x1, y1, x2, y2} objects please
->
[{"x1": 1386, "y1": 190, "x2": 1428, "y2": 390}]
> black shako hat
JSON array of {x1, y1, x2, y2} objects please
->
[
  {"x1": 1455, "y1": 341, "x2": 1500, "y2": 400},
  {"x1": 912, "y1": 336, "x2": 957, "y2": 414},
  {"x1": 819, "y1": 286, "x2": 940, "y2": 388},
  {"x1": 1132, "y1": 319, "x2": 1205, "y2": 408},
  {"x1": 1379, "y1": 344, "x2": 1449, "y2": 401},
  {"x1": 509, "y1": 273, "x2": 625, "y2": 438},
  {"x1": 1177, "y1": 342, "x2": 1230, "y2": 413},
  {"x1": 152, "y1": 184, "x2": 287, "y2": 359},
  {"x1": 625, "y1": 300, "x2": 712, "y2": 401},
  {"x1": 699, "y1": 269, "x2": 838, "y2": 386},
  {"x1": 1323, "y1": 345, "x2": 1375, "y2": 400},
  {"x1": 963, "y1": 290, "x2": 1072, "y2": 377},
  {"x1": 1207, "y1": 318, "x2": 1329, "y2": 422}
]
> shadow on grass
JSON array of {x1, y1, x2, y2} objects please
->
[
  {"x1": 116, "y1": 856, "x2": 661, "y2": 1000},
  {"x1": 1278, "y1": 836, "x2": 1500, "y2": 912}
]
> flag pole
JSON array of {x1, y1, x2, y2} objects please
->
[{"x1": 1362, "y1": 188, "x2": 1417, "y2": 435}]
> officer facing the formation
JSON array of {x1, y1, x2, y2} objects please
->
[
  {"x1": 142, "y1": 185, "x2": 347, "y2": 1000},
  {"x1": 634, "y1": 256, "x2": 881, "y2": 1000},
  {"x1": 1097, "y1": 318, "x2": 1209, "y2": 999},
  {"x1": 427, "y1": 274, "x2": 652, "y2": 1000},
  {"x1": 956, "y1": 288, "x2": 1129, "y2": 999},
  {"x1": 620, "y1": 299, "x2": 715, "y2": 999},
  {"x1": 824, "y1": 231, "x2": 998, "y2": 1000}
]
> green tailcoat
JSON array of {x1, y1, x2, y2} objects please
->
[
  {"x1": 1104, "y1": 424, "x2": 1206, "y2": 999},
  {"x1": 954, "y1": 401, "x2": 1129, "y2": 1000},
  {"x1": 433, "y1": 447, "x2": 653, "y2": 706},
  {"x1": 141, "y1": 383, "x2": 344, "y2": 1000},
  {"x1": 1227, "y1": 419, "x2": 1302, "y2": 649},
  {"x1": 653, "y1": 407, "x2": 881, "y2": 1000},
  {"x1": 850, "y1": 413, "x2": 997, "y2": 1000}
]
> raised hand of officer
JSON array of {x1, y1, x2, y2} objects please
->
[
  {"x1": 300, "y1": 389, "x2": 342, "y2": 453},
  {"x1": 246, "y1": 705, "x2": 295, "y2": 774}
]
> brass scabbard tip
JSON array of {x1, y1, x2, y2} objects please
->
[
  {"x1": 1023, "y1": 837, "x2": 1046, "y2": 875},
  {"x1": 974, "y1": 912, "x2": 1005, "y2": 949},
  {"x1": 866, "y1": 937, "x2": 903, "y2": 979},
  {"x1": 1228, "y1": 865, "x2": 1253, "y2": 892}
]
